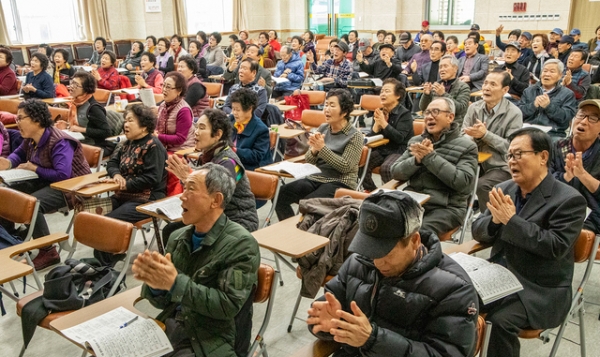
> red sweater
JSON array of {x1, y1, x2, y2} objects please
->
[
  {"x1": 269, "y1": 39, "x2": 281, "y2": 52},
  {"x1": 97, "y1": 67, "x2": 120, "y2": 90},
  {"x1": 0, "y1": 65, "x2": 18, "y2": 95}
]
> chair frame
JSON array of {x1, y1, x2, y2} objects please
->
[{"x1": 247, "y1": 264, "x2": 279, "y2": 357}]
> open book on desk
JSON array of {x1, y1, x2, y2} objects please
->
[
  {"x1": 272, "y1": 77, "x2": 290, "y2": 85},
  {"x1": 60, "y1": 306, "x2": 173, "y2": 357},
  {"x1": 522, "y1": 123, "x2": 552, "y2": 133},
  {"x1": 0, "y1": 169, "x2": 39, "y2": 184},
  {"x1": 261, "y1": 162, "x2": 321, "y2": 178},
  {"x1": 141, "y1": 195, "x2": 183, "y2": 221},
  {"x1": 449, "y1": 252, "x2": 523, "y2": 305},
  {"x1": 62, "y1": 130, "x2": 86, "y2": 141}
]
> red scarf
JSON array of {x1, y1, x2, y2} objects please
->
[{"x1": 68, "y1": 94, "x2": 94, "y2": 126}]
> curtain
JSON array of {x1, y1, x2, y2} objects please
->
[
  {"x1": 233, "y1": 0, "x2": 247, "y2": 32},
  {"x1": 173, "y1": 0, "x2": 187, "y2": 35},
  {"x1": 0, "y1": 2, "x2": 11, "y2": 45},
  {"x1": 77, "y1": 0, "x2": 111, "y2": 41}
]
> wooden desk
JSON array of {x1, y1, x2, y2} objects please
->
[
  {"x1": 275, "y1": 104, "x2": 297, "y2": 113},
  {"x1": 255, "y1": 165, "x2": 294, "y2": 179},
  {"x1": 366, "y1": 138, "x2": 389, "y2": 148},
  {"x1": 406, "y1": 86, "x2": 424, "y2": 94},
  {"x1": 50, "y1": 172, "x2": 119, "y2": 198},
  {"x1": 275, "y1": 124, "x2": 305, "y2": 139},
  {"x1": 470, "y1": 90, "x2": 483, "y2": 98},
  {"x1": 174, "y1": 147, "x2": 200, "y2": 159},
  {"x1": 42, "y1": 97, "x2": 73, "y2": 105},
  {"x1": 136, "y1": 195, "x2": 183, "y2": 254},
  {"x1": 50, "y1": 286, "x2": 150, "y2": 351},
  {"x1": 252, "y1": 216, "x2": 329, "y2": 271}
]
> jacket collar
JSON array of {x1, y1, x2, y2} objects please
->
[
  {"x1": 505, "y1": 173, "x2": 555, "y2": 220},
  {"x1": 236, "y1": 115, "x2": 261, "y2": 137},
  {"x1": 422, "y1": 121, "x2": 460, "y2": 143},
  {"x1": 174, "y1": 214, "x2": 229, "y2": 252}
]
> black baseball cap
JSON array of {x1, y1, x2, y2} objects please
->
[
  {"x1": 378, "y1": 44, "x2": 395, "y2": 52},
  {"x1": 349, "y1": 191, "x2": 424, "y2": 259},
  {"x1": 333, "y1": 41, "x2": 350, "y2": 53},
  {"x1": 559, "y1": 35, "x2": 574, "y2": 45}
]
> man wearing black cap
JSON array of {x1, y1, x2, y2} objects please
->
[
  {"x1": 496, "y1": 41, "x2": 530, "y2": 99},
  {"x1": 307, "y1": 190, "x2": 479, "y2": 357},
  {"x1": 307, "y1": 41, "x2": 353, "y2": 89},
  {"x1": 555, "y1": 35, "x2": 573, "y2": 66},
  {"x1": 394, "y1": 32, "x2": 421, "y2": 64},
  {"x1": 357, "y1": 43, "x2": 402, "y2": 80}
]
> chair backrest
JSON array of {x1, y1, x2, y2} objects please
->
[
  {"x1": 269, "y1": 130, "x2": 278, "y2": 150},
  {"x1": 247, "y1": 263, "x2": 279, "y2": 357},
  {"x1": 583, "y1": 63, "x2": 592, "y2": 74},
  {"x1": 73, "y1": 42, "x2": 94, "y2": 62},
  {"x1": 0, "y1": 99, "x2": 20, "y2": 114},
  {"x1": 413, "y1": 120, "x2": 424, "y2": 136},
  {"x1": 360, "y1": 95, "x2": 382, "y2": 111},
  {"x1": 204, "y1": 82, "x2": 223, "y2": 97},
  {"x1": 16, "y1": 79, "x2": 22, "y2": 93},
  {"x1": 300, "y1": 90, "x2": 326, "y2": 106},
  {"x1": 0, "y1": 187, "x2": 38, "y2": 225},
  {"x1": 114, "y1": 40, "x2": 132, "y2": 59},
  {"x1": 358, "y1": 146, "x2": 369, "y2": 168},
  {"x1": 81, "y1": 144, "x2": 103, "y2": 171},
  {"x1": 263, "y1": 58, "x2": 275, "y2": 68},
  {"x1": 48, "y1": 106, "x2": 71, "y2": 122},
  {"x1": 246, "y1": 171, "x2": 278, "y2": 201},
  {"x1": 334, "y1": 188, "x2": 369, "y2": 200},
  {"x1": 574, "y1": 229, "x2": 595, "y2": 263},
  {"x1": 254, "y1": 263, "x2": 275, "y2": 303},
  {"x1": 73, "y1": 212, "x2": 134, "y2": 254},
  {"x1": 9, "y1": 47, "x2": 25, "y2": 66},
  {"x1": 93, "y1": 89, "x2": 110, "y2": 104},
  {"x1": 301, "y1": 109, "x2": 326, "y2": 128},
  {"x1": 475, "y1": 315, "x2": 492, "y2": 356}
]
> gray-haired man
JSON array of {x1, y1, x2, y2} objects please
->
[
  {"x1": 307, "y1": 191, "x2": 479, "y2": 356},
  {"x1": 392, "y1": 97, "x2": 478, "y2": 235},
  {"x1": 135, "y1": 163, "x2": 260, "y2": 357}
]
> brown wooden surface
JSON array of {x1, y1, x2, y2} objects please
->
[
  {"x1": 252, "y1": 216, "x2": 329, "y2": 258},
  {"x1": 478, "y1": 152, "x2": 492, "y2": 163},
  {"x1": 255, "y1": 166, "x2": 294, "y2": 178},
  {"x1": 50, "y1": 172, "x2": 119, "y2": 197},
  {"x1": 42, "y1": 97, "x2": 73, "y2": 104},
  {"x1": 276, "y1": 124, "x2": 306, "y2": 139},
  {"x1": 276, "y1": 104, "x2": 298, "y2": 113},
  {"x1": 0, "y1": 233, "x2": 68, "y2": 284},
  {"x1": 366, "y1": 138, "x2": 389, "y2": 148},
  {"x1": 136, "y1": 194, "x2": 183, "y2": 223}
]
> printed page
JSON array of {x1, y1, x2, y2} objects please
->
[
  {"x1": 364, "y1": 134, "x2": 384, "y2": 145},
  {"x1": 142, "y1": 195, "x2": 183, "y2": 220},
  {"x1": 0, "y1": 169, "x2": 39, "y2": 184},
  {"x1": 86, "y1": 318, "x2": 173, "y2": 357},
  {"x1": 60, "y1": 307, "x2": 138, "y2": 345},
  {"x1": 62, "y1": 130, "x2": 86, "y2": 141},
  {"x1": 272, "y1": 77, "x2": 290, "y2": 84},
  {"x1": 522, "y1": 123, "x2": 552, "y2": 133},
  {"x1": 448, "y1": 252, "x2": 490, "y2": 273},
  {"x1": 371, "y1": 78, "x2": 383, "y2": 87},
  {"x1": 261, "y1": 162, "x2": 321, "y2": 178},
  {"x1": 139, "y1": 88, "x2": 156, "y2": 107},
  {"x1": 468, "y1": 264, "x2": 523, "y2": 305}
]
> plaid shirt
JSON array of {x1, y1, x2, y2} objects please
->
[
  {"x1": 565, "y1": 67, "x2": 591, "y2": 101},
  {"x1": 310, "y1": 58, "x2": 353, "y2": 87}
]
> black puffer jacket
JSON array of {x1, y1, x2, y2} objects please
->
[{"x1": 313, "y1": 231, "x2": 479, "y2": 357}]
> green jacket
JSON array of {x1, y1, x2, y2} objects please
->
[{"x1": 141, "y1": 214, "x2": 260, "y2": 357}]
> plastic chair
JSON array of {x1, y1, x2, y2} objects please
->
[
  {"x1": 93, "y1": 89, "x2": 110, "y2": 105},
  {"x1": 359, "y1": 94, "x2": 382, "y2": 111},
  {"x1": 356, "y1": 146, "x2": 372, "y2": 191},
  {"x1": 246, "y1": 171, "x2": 280, "y2": 229},
  {"x1": 301, "y1": 109, "x2": 326, "y2": 129},
  {"x1": 204, "y1": 82, "x2": 223, "y2": 98},
  {"x1": 246, "y1": 263, "x2": 279, "y2": 357},
  {"x1": 80, "y1": 144, "x2": 103, "y2": 173},
  {"x1": 299, "y1": 90, "x2": 326, "y2": 107},
  {"x1": 413, "y1": 120, "x2": 424, "y2": 136},
  {"x1": 16, "y1": 212, "x2": 136, "y2": 357}
]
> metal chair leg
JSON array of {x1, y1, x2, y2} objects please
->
[
  {"x1": 287, "y1": 291, "x2": 303, "y2": 332},
  {"x1": 19, "y1": 344, "x2": 26, "y2": 357},
  {"x1": 274, "y1": 254, "x2": 283, "y2": 286}
]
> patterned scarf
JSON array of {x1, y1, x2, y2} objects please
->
[
  {"x1": 157, "y1": 96, "x2": 184, "y2": 134},
  {"x1": 53, "y1": 62, "x2": 71, "y2": 84},
  {"x1": 68, "y1": 93, "x2": 94, "y2": 126},
  {"x1": 200, "y1": 141, "x2": 227, "y2": 165},
  {"x1": 233, "y1": 117, "x2": 251, "y2": 134}
]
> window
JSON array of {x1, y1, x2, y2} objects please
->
[
  {"x1": 427, "y1": 0, "x2": 475, "y2": 27},
  {"x1": 184, "y1": 0, "x2": 233, "y2": 34},
  {"x1": 1, "y1": 0, "x2": 82, "y2": 44}
]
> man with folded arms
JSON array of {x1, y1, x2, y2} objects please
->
[
  {"x1": 551, "y1": 100, "x2": 600, "y2": 234},
  {"x1": 392, "y1": 97, "x2": 478, "y2": 234},
  {"x1": 517, "y1": 59, "x2": 577, "y2": 140},
  {"x1": 463, "y1": 71, "x2": 523, "y2": 212},
  {"x1": 495, "y1": 41, "x2": 530, "y2": 100},
  {"x1": 307, "y1": 190, "x2": 479, "y2": 357},
  {"x1": 135, "y1": 164, "x2": 260, "y2": 357},
  {"x1": 472, "y1": 127, "x2": 586, "y2": 357},
  {"x1": 457, "y1": 37, "x2": 489, "y2": 92},
  {"x1": 419, "y1": 55, "x2": 471, "y2": 126}
]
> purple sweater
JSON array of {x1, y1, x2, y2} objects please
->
[
  {"x1": 157, "y1": 108, "x2": 193, "y2": 148},
  {"x1": 8, "y1": 128, "x2": 75, "y2": 182},
  {"x1": 404, "y1": 50, "x2": 431, "y2": 75}
]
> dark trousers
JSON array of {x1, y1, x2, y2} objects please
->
[
  {"x1": 95, "y1": 197, "x2": 151, "y2": 266},
  {"x1": 1, "y1": 180, "x2": 66, "y2": 239},
  {"x1": 164, "y1": 317, "x2": 195, "y2": 357},
  {"x1": 481, "y1": 294, "x2": 529, "y2": 357},
  {"x1": 362, "y1": 151, "x2": 402, "y2": 191},
  {"x1": 476, "y1": 169, "x2": 512, "y2": 213},
  {"x1": 275, "y1": 179, "x2": 349, "y2": 221}
]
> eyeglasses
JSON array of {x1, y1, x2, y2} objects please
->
[
  {"x1": 162, "y1": 84, "x2": 177, "y2": 91},
  {"x1": 68, "y1": 81, "x2": 82, "y2": 89},
  {"x1": 423, "y1": 109, "x2": 451, "y2": 117},
  {"x1": 15, "y1": 115, "x2": 30, "y2": 123},
  {"x1": 574, "y1": 113, "x2": 600, "y2": 123},
  {"x1": 506, "y1": 150, "x2": 538, "y2": 160}
]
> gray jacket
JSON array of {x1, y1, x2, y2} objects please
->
[
  {"x1": 223, "y1": 64, "x2": 273, "y2": 98},
  {"x1": 391, "y1": 122, "x2": 478, "y2": 212},
  {"x1": 517, "y1": 82, "x2": 577, "y2": 138},
  {"x1": 420, "y1": 79, "x2": 471, "y2": 126},
  {"x1": 394, "y1": 43, "x2": 421, "y2": 63},
  {"x1": 297, "y1": 197, "x2": 361, "y2": 298},
  {"x1": 205, "y1": 46, "x2": 225, "y2": 69},
  {"x1": 462, "y1": 98, "x2": 523, "y2": 174},
  {"x1": 457, "y1": 53, "x2": 489, "y2": 90}
]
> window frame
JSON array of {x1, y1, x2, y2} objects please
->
[
  {"x1": 1, "y1": 0, "x2": 83, "y2": 45},
  {"x1": 425, "y1": 0, "x2": 475, "y2": 30}
]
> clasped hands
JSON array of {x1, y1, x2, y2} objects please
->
[
  {"x1": 487, "y1": 187, "x2": 516, "y2": 225},
  {"x1": 409, "y1": 138, "x2": 433, "y2": 163},
  {"x1": 463, "y1": 119, "x2": 487, "y2": 139},
  {"x1": 132, "y1": 250, "x2": 178, "y2": 291},
  {"x1": 307, "y1": 292, "x2": 372, "y2": 348},
  {"x1": 564, "y1": 152, "x2": 588, "y2": 182},
  {"x1": 371, "y1": 108, "x2": 388, "y2": 132},
  {"x1": 534, "y1": 93, "x2": 551, "y2": 108},
  {"x1": 309, "y1": 132, "x2": 325, "y2": 153},
  {"x1": 423, "y1": 82, "x2": 445, "y2": 96}
]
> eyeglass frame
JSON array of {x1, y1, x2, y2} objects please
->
[
  {"x1": 574, "y1": 112, "x2": 600, "y2": 124},
  {"x1": 506, "y1": 150, "x2": 538, "y2": 161},
  {"x1": 423, "y1": 108, "x2": 451, "y2": 117}
]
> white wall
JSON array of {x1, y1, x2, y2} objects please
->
[{"x1": 106, "y1": 0, "x2": 175, "y2": 41}]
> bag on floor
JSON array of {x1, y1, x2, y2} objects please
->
[{"x1": 20, "y1": 258, "x2": 125, "y2": 348}]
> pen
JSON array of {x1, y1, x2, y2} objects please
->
[{"x1": 119, "y1": 315, "x2": 139, "y2": 329}]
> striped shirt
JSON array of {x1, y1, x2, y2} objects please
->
[{"x1": 310, "y1": 58, "x2": 353, "y2": 87}]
